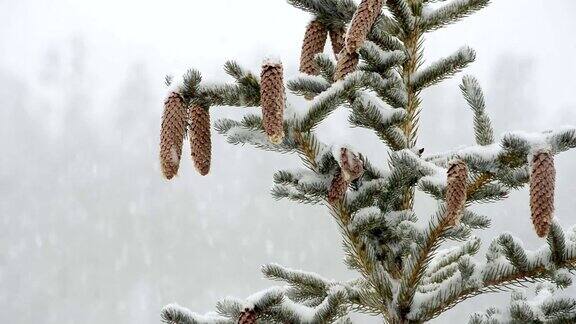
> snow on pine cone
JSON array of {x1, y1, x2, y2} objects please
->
[
  {"x1": 345, "y1": 0, "x2": 384, "y2": 53},
  {"x1": 189, "y1": 103, "x2": 211, "y2": 176},
  {"x1": 238, "y1": 308, "x2": 257, "y2": 324},
  {"x1": 260, "y1": 60, "x2": 285, "y2": 144},
  {"x1": 445, "y1": 160, "x2": 468, "y2": 226},
  {"x1": 160, "y1": 92, "x2": 187, "y2": 180},
  {"x1": 530, "y1": 151, "x2": 556, "y2": 237},
  {"x1": 299, "y1": 20, "x2": 328, "y2": 75},
  {"x1": 334, "y1": 49, "x2": 359, "y2": 81},
  {"x1": 329, "y1": 27, "x2": 346, "y2": 58},
  {"x1": 340, "y1": 147, "x2": 364, "y2": 182},
  {"x1": 328, "y1": 169, "x2": 349, "y2": 204}
]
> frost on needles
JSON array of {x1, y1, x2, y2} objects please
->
[{"x1": 158, "y1": 0, "x2": 576, "y2": 323}]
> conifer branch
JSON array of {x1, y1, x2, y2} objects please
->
[
  {"x1": 287, "y1": 0, "x2": 357, "y2": 29},
  {"x1": 416, "y1": 232, "x2": 576, "y2": 321},
  {"x1": 460, "y1": 75, "x2": 494, "y2": 146},
  {"x1": 368, "y1": 17, "x2": 405, "y2": 51},
  {"x1": 162, "y1": 304, "x2": 231, "y2": 324},
  {"x1": 313, "y1": 53, "x2": 337, "y2": 83},
  {"x1": 421, "y1": 0, "x2": 490, "y2": 32},
  {"x1": 412, "y1": 46, "x2": 476, "y2": 92},
  {"x1": 286, "y1": 129, "x2": 397, "y2": 316},
  {"x1": 297, "y1": 71, "x2": 365, "y2": 131},
  {"x1": 386, "y1": 0, "x2": 415, "y2": 33},
  {"x1": 469, "y1": 286, "x2": 576, "y2": 323},
  {"x1": 359, "y1": 41, "x2": 407, "y2": 74},
  {"x1": 288, "y1": 74, "x2": 331, "y2": 99},
  {"x1": 349, "y1": 93, "x2": 407, "y2": 150},
  {"x1": 397, "y1": 205, "x2": 455, "y2": 318},
  {"x1": 466, "y1": 172, "x2": 493, "y2": 197}
]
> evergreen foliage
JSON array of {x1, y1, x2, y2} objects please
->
[{"x1": 159, "y1": 0, "x2": 576, "y2": 322}]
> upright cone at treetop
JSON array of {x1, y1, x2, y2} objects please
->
[
  {"x1": 530, "y1": 151, "x2": 556, "y2": 237},
  {"x1": 159, "y1": 92, "x2": 187, "y2": 180},
  {"x1": 260, "y1": 60, "x2": 285, "y2": 144}
]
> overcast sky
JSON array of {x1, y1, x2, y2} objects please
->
[{"x1": 1, "y1": 1, "x2": 576, "y2": 323}]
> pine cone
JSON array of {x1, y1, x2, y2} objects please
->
[
  {"x1": 340, "y1": 148, "x2": 364, "y2": 182},
  {"x1": 329, "y1": 27, "x2": 346, "y2": 58},
  {"x1": 299, "y1": 20, "x2": 328, "y2": 75},
  {"x1": 345, "y1": 0, "x2": 384, "y2": 53},
  {"x1": 328, "y1": 169, "x2": 348, "y2": 204},
  {"x1": 238, "y1": 308, "x2": 257, "y2": 324},
  {"x1": 160, "y1": 92, "x2": 187, "y2": 180},
  {"x1": 530, "y1": 151, "x2": 556, "y2": 237},
  {"x1": 445, "y1": 160, "x2": 468, "y2": 226},
  {"x1": 260, "y1": 60, "x2": 285, "y2": 144},
  {"x1": 189, "y1": 104, "x2": 211, "y2": 176},
  {"x1": 334, "y1": 49, "x2": 359, "y2": 81}
]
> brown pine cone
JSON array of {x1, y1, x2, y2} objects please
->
[
  {"x1": 445, "y1": 160, "x2": 468, "y2": 226},
  {"x1": 329, "y1": 27, "x2": 346, "y2": 59},
  {"x1": 299, "y1": 20, "x2": 328, "y2": 75},
  {"x1": 345, "y1": 0, "x2": 384, "y2": 53},
  {"x1": 340, "y1": 148, "x2": 364, "y2": 182},
  {"x1": 328, "y1": 169, "x2": 349, "y2": 204},
  {"x1": 530, "y1": 151, "x2": 556, "y2": 237},
  {"x1": 159, "y1": 92, "x2": 187, "y2": 180},
  {"x1": 260, "y1": 60, "x2": 285, "y2": 144},
  {"x1": 238, "y1": 308, "x2": 257, "y2": 324},
  {"x1": 189, "y1": 104, "x2": 211, "y2": 176},
  {"x1": 334, "y1": 49, "x2": 359, "y2": 81}
]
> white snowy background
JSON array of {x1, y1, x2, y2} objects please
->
[{"x1": 1, "y1": 0, "x2": 575, "y2": 323}]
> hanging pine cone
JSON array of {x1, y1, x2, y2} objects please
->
[
  {"x1": 329, "y1": 27, "x2": 346, "y2": 58},
  {"x1": 530, "y1": 151, "x2": 556, "y2": 237},
  {"x1": 189, "y1": 103, "x2": 211, "y2": 176},
  {"x1": 328, "y1": 169, "x2": 349, "y2": 205},
  {"x1": 345, "y1": 0, "x2": 384, "y2": 53},
  {"x1": 160, "y1": 92, "x2": 187, "y2": 180},
  {"x1": 445, "y1": 160, "x2": 468, "y2": 226},
  {"x1": 238, "y1": 308, "x2": 257, "y2": 324},
  {"x1": 334, "y1": 49, "x2": 359, "y2": 81},
  {"x1": 340, "y1": 148, "x2": 364, "y2": 182},
  {"x1": 299, "y1": 20, "x2": 328, "y2": 75},
  {"x1": 260, "y1": 60, "x2": 285, "y2": 144}
]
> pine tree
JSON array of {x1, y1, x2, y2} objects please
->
[{"x1": 159, "y1": 1, "x2": 576, "y2": 323}]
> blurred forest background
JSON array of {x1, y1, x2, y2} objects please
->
[{"x1": 1, "y1": 0, "x2": 575, "y2": 323}]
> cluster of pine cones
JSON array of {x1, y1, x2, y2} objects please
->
[
  {"x1": 444, "y1": 151, "x2": 556, "y2": 238},
  {"x1": 299, "y1": 0, "x2": 384, "y2": 83},
  {"x1": 160, "y1": 61, "x2": 286, "y2": 179},
  {"x1": 298, "y1": 0, "x2": 383, "y2": 204},
  {"x1": 159, "y1": 92, "x2": 212, "y2": 179},
  {"x1": 161, "y1": 0, "x2": 557, "y2": 240}
]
